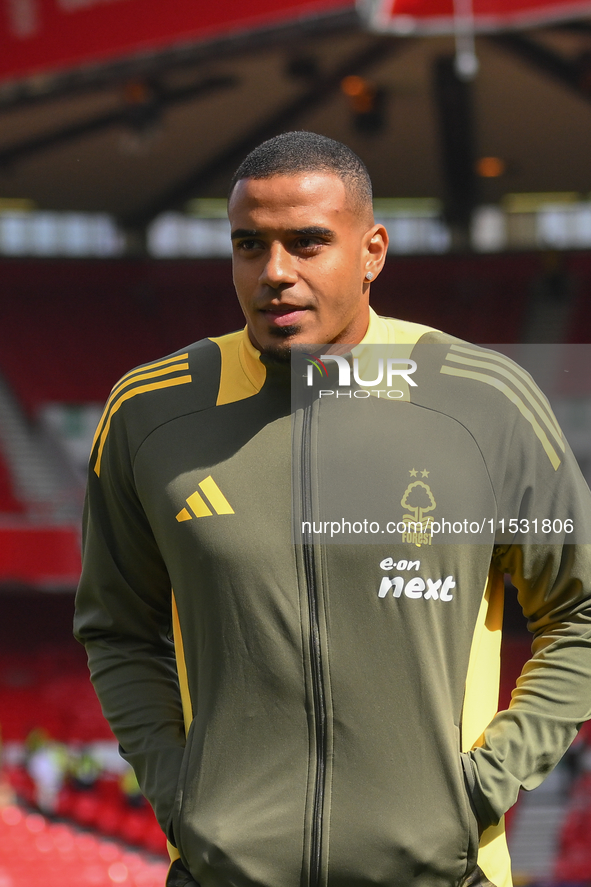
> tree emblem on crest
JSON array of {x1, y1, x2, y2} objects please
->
[{"x1": 401, "y1": 480, "x2": 436, "y2": 540}]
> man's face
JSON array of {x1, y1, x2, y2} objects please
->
[{"x1": 228, "y1": 172, "x2": 387, "y2": 359}]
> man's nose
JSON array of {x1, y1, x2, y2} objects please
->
[{"x1": 260, "y1": 244, "x2": 298, "y2": 288}]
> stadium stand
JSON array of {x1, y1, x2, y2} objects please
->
[
  {"x1": 553, "y1": 724, "x2": 591, "y2": 881},
  {"x1": 370, "y1": 253, "x2": 541, "y2": 344},
  {"x1": 0, "y1": 805, "x2": 168, "y2": 886},
  {"x1": 0, "y1": 259, "x2": 241, "y2": 412},
  {"x1": 565, "y1": 270, "x2": 591, "y2": 347},
  {"x1": 0, "y1": 527, "x2": 81, "y2": 586},
  {"x1": 0, "y1": 591, "x2": 104, "y2": 739},
  {"x1": 0, "y1": 648, "x2": 110, "y2": 742},
  {"x1": 1, "y1": 252, "x2": 588, "y2": 418},
  {"x1": 499, "y1": 636, "x2": 532, "y2": 713},
  {"x1": 0, "y1": 590, "x2": 169, "y2": 860},
  {"x1": 0, "y1": 450, "x2": 23, "y2": 514}
]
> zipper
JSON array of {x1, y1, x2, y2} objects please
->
[{"x1": 301, "y1": 401, "x2": 327, "y2": 887}]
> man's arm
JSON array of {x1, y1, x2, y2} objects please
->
[
  {"x1": 464, "y1": 445, "x2": 591, "y2": 829},
  {"x1": 74, "y1": 414, "x2": 185, "y2": 836}
]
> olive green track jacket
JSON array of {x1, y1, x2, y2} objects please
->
[{"x1": 74, "y1": 310, "x2": 591, "y2": 887}]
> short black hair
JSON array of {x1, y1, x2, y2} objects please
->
[{"x1": 228, "y1": 131, "x2": 373, "y2": 217}]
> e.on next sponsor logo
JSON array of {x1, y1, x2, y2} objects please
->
[{"x1": 377, "y1": 558, "x2": 455, "y2": 602}]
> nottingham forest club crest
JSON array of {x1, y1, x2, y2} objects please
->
[{"x1": 400, "y1": 468, "x2": 435, "y2": 548}]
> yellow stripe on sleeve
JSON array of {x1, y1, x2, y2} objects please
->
[
  {"x1": 91, "y1": 355, "x2": 189, "y2": 452},
  {"x1": 449, "y1": 344, "x2": 563, "y2": 443},
  {"x1": 445, "y1": 352, "x2": 564, "y2": 452},
  {"x1": 116, "y1": 353, "x2": 190, "y2": 388},
  {"x1": 440, "y1": 365, "x2": 561, "y2": 469},
  {"x1": 93, "y1": 375, "x2": 192, "y2": 476}
]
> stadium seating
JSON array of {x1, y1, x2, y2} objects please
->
[
  {"x1": 1, "y1": 252, "x2": 589, "y2": 417},
  {"x1": 0, "y1": 259, "x2": 242, "y2": 411},
  {"x1": 0, "y1": 585, "x2": 169, "y2": 861},
  {"x1": 499, "y1": 636, "x2": 532, "y2": 711},
  {"x1": 554, "y1": 770, "x2": 591, "y2": 880},
  {"x1": 370, "y1": 253, "x2": 540, "y2": 344},
  {"x1": 0, "y1": 591, "x2": 109, "y2": 742},
  {"x1": 0, "y1": 805, "x2": 169, "y2": 886},
  {"x1": 0, "y1": 650, "x2": 111, "y2": 742},
  {"x1": 0, "y1": 450, "x2": 23, "y2": 513},
  {"x1": 564, "y1": 252, "x2": 591, "y2": 345},
  {"x1": 5, "y1": 763, "x2": 169, "y2": 855}
]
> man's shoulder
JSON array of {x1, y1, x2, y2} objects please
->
[
  {"x1": 123, "y1": 333, "x2": 229, "y2": 381},
  {"x1": 108, "y1": 328, "x2": 254, "y2": 405},
  {"x1": 373, "y1": 313, "x2": 459, "y2": 347},
  {"x1": 90, "y1": 334, "x2": 239, "y2": 477},
  {"x1": 404, "y1": 330, "x2": 566, "y2": 473},
  {"x1": 108, "y1": 335, "x2": 224, "y2": 410}
]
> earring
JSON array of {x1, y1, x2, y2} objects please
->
[{"x1": 365, "y1": 271, "x2": 374, "y2": 281}]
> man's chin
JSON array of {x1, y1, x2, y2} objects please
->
[{"x1": 260, "y1": 325, "x2": 301, "y2": 363}]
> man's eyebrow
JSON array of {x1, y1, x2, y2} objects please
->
[
  {"x1": 230, "y1": 226, "x2": 336, "y2": 240},
  {"x1": 231, "y1": 228, "x2": 259, "y2": 240},
  {"x1": 292, "y1": 226, "x2": 335, "y2": 237}
]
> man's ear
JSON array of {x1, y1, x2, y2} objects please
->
[{"x1": 363, "y1": 224, "x2": 389, "y2": 283}]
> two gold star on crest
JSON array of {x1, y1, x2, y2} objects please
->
[{"x1": 409, "y1": 468, "x2": 429, "y2": 478}]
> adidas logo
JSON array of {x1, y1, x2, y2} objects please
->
[{"x1": 176, "y1": 476, "x2": 234, "y2": 521}]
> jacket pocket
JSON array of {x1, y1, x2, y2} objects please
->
[
  {"x1": 460, "y1": 751, "x2": 482, "y2": 873},
  {"x1": 166, "y1": 858, "x2": 200, "y2": 886},
  {"x1": 169, "y1": 718, "x2": 197, "y2": 860}
]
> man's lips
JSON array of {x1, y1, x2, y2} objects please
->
[{"x1": 259, "y1": 305, "x2": 309, "y2": 327}]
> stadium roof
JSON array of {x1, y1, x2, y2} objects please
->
[{"x1": 1, "y1": 0, "x2": 591, "y2": 242}]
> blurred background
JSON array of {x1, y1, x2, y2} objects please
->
[{"x1": 1, "y1": 1, "x2": 591, "y2": 884}]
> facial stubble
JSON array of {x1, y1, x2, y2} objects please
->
[{"x1": 261, "y1": 323, "x2": 301, "y2": 363}]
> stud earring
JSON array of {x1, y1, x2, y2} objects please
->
[{"x1": 365, "y1": 271, "x2": 374, "y2": 281}]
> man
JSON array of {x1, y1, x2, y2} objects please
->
[{"x1": 74, "y1": 132, "x2": 591, "y2": 887}]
